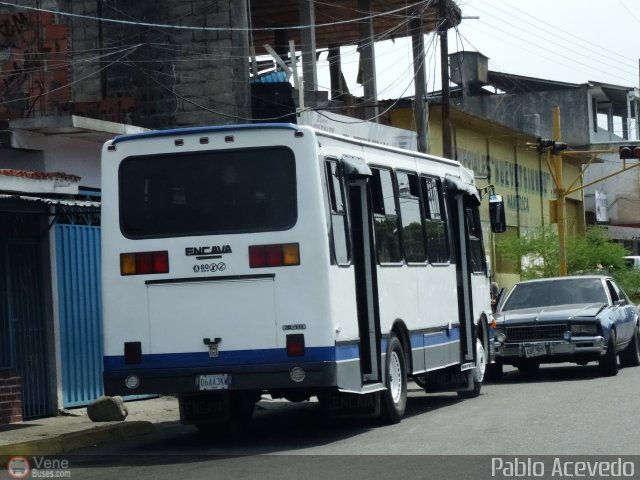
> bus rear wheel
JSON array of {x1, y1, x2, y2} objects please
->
[{"x1": 380, "y1": 334, "x2": 407, "y2": 424}]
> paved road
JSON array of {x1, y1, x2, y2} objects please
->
[{"x1": 64, "y1": 363, "x2": 640, "y2": 479}]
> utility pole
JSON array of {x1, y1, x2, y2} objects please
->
[
  {"x1": 551, "y1": 107, "x2": 567, "y2": 276},
  {"x1": 532, "y1": 106, "x2": 637, "y2": 277},
  {"x1": 439, "y1": 0, "x2": 452, "y2": 159},
  {"x1": 411, "y1": 16, "x2": 428, "y2": 154}
]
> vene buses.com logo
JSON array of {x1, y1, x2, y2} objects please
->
[{"x1": 7, "y1": 456, "x2": 30, "y2": 479}]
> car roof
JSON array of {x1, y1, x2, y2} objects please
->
[{"x1": 514, "y1": 275, "x2": 610, "y2": 285}]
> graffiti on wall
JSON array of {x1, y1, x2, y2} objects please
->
[{"x1": 0, "y1": 11, "x2": 70, "y2": 120}]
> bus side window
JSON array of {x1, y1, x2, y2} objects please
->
[
  {"x1": 465, "y1": 206, "x2": 485, "y2": 273},
  {"x1": 325, "y1": 160, "x2": 350, "y2": 265},
  {"x1": 421, "y1": 176, "x2": 450, "y2": 263},
  {"x1": 371, "y1": 167, "x2": 402, "y2": 263},
  {"x1": 396, "y1": 171, "x2": 426, "y2": 263}
]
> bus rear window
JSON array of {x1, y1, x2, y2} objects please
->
[{"x1": 119, "y1": 147, "x2": 297, "y2": 238}]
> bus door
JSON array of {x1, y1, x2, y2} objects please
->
[
  {"x1": 342, "y1": 156, "x2": 381, "y2": 384},
  {"x1": 445, "y1": 178, "x2": 483, "y2": 366}
]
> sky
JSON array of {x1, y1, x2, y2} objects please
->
[{"x1": 315, "y1": 0, "x2": 640, "y2": 100}]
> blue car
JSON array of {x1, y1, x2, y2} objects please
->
[{"x1": 491, "y1": 275, "x2": 640, "y2": 377}]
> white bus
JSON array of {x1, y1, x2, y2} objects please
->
[{"x1": 101, "y1": 123, "x2": 506, "y2": 428}]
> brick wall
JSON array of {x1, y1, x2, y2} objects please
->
[
  {"x1": 0, "y1": 370, "x2": 23, "y2": 425},
  {"x1": 0, "y1": 9, "x2": 71, "y2": 121},
  {"x1": 66, "y1": 0, "x2": 250, "y2": 128}
]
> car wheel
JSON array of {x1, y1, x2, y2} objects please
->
[
  {"x1": 379, "y1": 334, "x2": 407, "y2": 424},
  {"x1": 458, "y1": 337, "x2": 486, "y2": 398},
  {"x1": 620, "y1": 323, "x2": 640, "y2": 368},
  {"x1": 485, "y1": 362, "x2": 504, "y2": 381},
  {"x1": 412, "y1": 374, "x2": 427, "y2": 390},
  {"x1": 516, "y1": 361, "x2": 540, "y2": 375},
  {"x1": 599, "y1": 329, "x2": 619, "y2": 376}
]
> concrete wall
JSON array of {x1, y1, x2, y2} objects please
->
[
  {"x1": 456, "y1": 86, "x2": 592, "y2": 147},
  {"x1": 63, "y1": 0, "x2": 250, "y2": 128}
]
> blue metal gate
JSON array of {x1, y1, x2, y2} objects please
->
[
  {"x1": 55, "y1": 224, "x2": 104, "y2": 407},
  {"x1": 0, "y1": 240, "x2": 50, "y2": 418}
]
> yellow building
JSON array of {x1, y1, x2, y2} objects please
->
[{"x1": 390, "y1": 105, "x2": 585, "y2": 289}]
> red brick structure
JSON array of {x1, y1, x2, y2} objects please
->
[
  {"x1": 0, "y1": 370, "x2": 23, "y2": 425},
  {"x1": 0, "y1": 11, "x2": 71, "y2": 122}
]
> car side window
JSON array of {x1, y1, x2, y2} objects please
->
[{"x1": 607, "y1": 280, "x2": 628, "y2": 305}]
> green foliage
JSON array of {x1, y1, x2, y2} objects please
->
[
  {"x1": 496, "y1": 226, "x2": 640, "y2": 300},
  {"x1": 496, "y1": 226, "x2": 559, "y2": 279}
]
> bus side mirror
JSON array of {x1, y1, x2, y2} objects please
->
[{"x1": 489, "y1": 194, "x2": 506, "y2": 233}]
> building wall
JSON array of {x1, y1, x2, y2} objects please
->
[
  {"x1": 454, "y1": 87, "x2": 592, "y2": 147},
  {"x1": 0, "y1": 7, "x2": 71, "y2": 122},
  {"x1": 9, "y1": 130, "x2": 102, "y2": 188},
  {"x1": 1, "y1": 1, "x2": 251, "y2": 129},
  {"x1": 64, "y1": 0, "x2": 251, "y2": 128},
  {"x1": 0, "y1": 370, "x2": 22, "y2": 424}
]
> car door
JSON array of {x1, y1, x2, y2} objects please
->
[{"x1": 605, "y1": 279, "x2": 634, "y2": 347}]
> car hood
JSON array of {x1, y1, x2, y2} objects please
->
[{"x1": 496, "y1": 303, "x2": 606, "y2": 325}]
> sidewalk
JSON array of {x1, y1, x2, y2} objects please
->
[{"x1": 0, "y1": 396, "x2": 179, "y2": 458}]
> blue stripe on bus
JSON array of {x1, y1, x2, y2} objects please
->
[
  {"x1": 104, "y1": 343, "x2": 360, "y2": 371},
  {"x1": 111, "y1": 123, "x2": 300, "y2": 145},
  {"x1": 104, "y1": 328, "x2": 462, "y2": 371}
]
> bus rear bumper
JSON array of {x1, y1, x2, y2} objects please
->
[{"x1": 104, "y1": 361, "x2": 339, "y2": 396}]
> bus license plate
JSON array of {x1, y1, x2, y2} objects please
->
[{"x1": 196, "y1": 374, "x2": 231, "y2": 391}]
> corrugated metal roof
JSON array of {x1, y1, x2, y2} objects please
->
[{"x1": 0, "y1": 194, "x2": 100, "y2": 208}]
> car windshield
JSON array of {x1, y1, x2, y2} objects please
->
[{"x1": 501, "y1": 278, "x2": 609, "y2": 311}]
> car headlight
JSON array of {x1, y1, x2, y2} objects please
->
[
  {"x1": 494, "y1": 330, "x2": 506, "y2": 343},
  {"x1": 570, "y1": 324, "x2": 598, "y2": 335}
]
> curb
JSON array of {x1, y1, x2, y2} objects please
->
[{"x1": 0, "y1": 421, "x2": 154, "y2": 460}]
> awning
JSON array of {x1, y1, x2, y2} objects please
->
[{"x1": 0, "y1": 193, "x2": 100, "y2": 208}]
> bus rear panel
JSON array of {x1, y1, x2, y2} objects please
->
[{"x1": 102, "y1": 125, "x2": 343, "y2": 399}]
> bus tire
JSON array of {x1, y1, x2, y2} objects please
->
[
  {"x1": 380, "y1": 334, "x2": 407, "y2": 424},
  {"x1": 458, "y1": 336, "x2": 486, "y2": 398}
]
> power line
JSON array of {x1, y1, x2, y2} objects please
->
[{"x1": 0, "y1": 1, "x2": 436, "y2": 33}]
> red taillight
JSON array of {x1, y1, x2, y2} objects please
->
[
  {"x1": 121, "y1": 251, "x2": 169, "y2": 275},
  {"x1": 136, "y1": 252, "x2": 153, "y2": 274},
  {"x1": 249, "y1": 243, "x2": 300, "y2": 268},
  {"x1": 265, "y1": 245, "x2": 282, "y2": 266},
  {"x1": 286, "y1": 334, "x2": 305, "y2": 357}
]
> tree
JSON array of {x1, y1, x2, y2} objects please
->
[{"x1": 496, "y1": 226, "x2": 640, "y2": 300}]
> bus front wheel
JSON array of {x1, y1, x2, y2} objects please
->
[
  {"x1": 380, "y1": 334, "x2": 407, "y2": 424},
  {"x1": 458, "y1": 336, "x2": 486, "y2": 398}
]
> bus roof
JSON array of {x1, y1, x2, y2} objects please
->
[{"x1": 110, "y1": 123, "x2": 301, "y2": 145}]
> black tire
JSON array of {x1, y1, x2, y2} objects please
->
[
  {"x1": 458, "y1": 337, "x2": 486, "y2": 398},
  {"x1": 620, "y1": 323, "x2": 640, "y2": 368},
  {"x1": 599, "y1": 330, "x2": 619, "y2": 376},
  {"x1": 485, "y1": 362, "x2": 504, "y2": 381},
  {"x1": 516, "y1": 361, "x2": 540, "y2": 375},
  {"x1": 412, "y1": 374, "x2": 427, "y2": 390},
  {"x1": 196, "y1": 392, "x2": 256, "y2": 435},
  {"x1": 380, "y1": 334, "x2": 407, "y2": 424}
]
